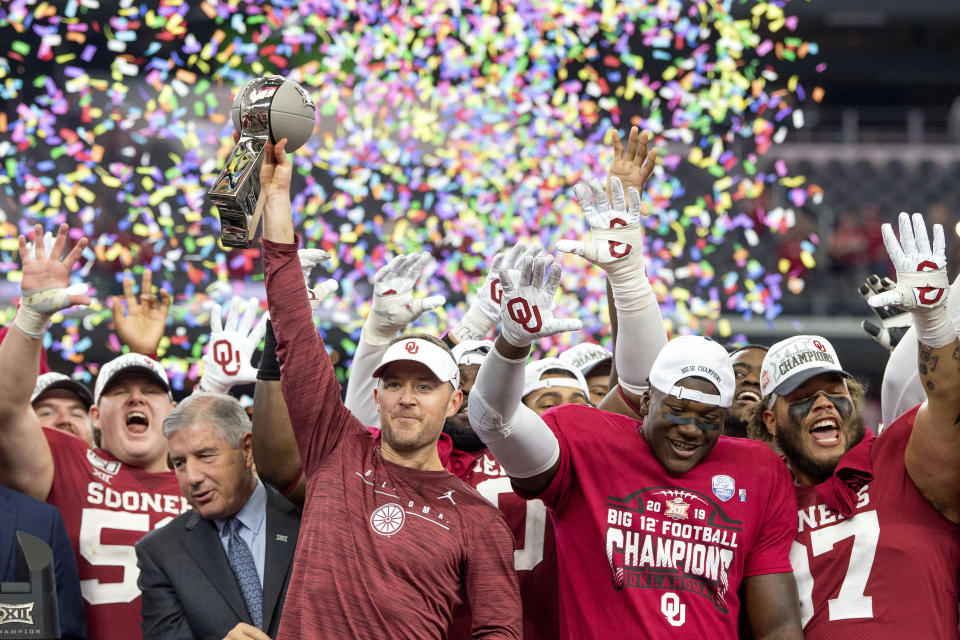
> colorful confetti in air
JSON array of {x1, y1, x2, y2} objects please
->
[{"x1": 0, "y1": 0, "x2": 823, "y2": 391}]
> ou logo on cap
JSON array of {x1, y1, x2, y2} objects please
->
[
  {"x1": 813, "y1": 340, "x2": 826, "y2": 352},
  {"x1": 405, "y1": 341, "x2": 419, "y2": 354}
]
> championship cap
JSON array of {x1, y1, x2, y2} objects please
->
[
  {"x1": 451, "y1": 339, "x2": 494, "y2": 367},
  {"x1": 372, "y1": 338, "x2": 461, "y2": 389},
  {"x1": 759, "y1": 335, "x2": 853, "y2": 398},
  {"x1": 559, "y1": 342, "x2": 613, "y2": 377},
  {"x1": 31, "y1": 373, "x2": 94, "y2": 409},
  {"x1": 522, "y1": 358, "x2": 591, "y2": 399},
  {"x1": 648, "y1": 336, "x2": 735, "y2": 408},
  {"x1": 94, "y1": 353, "x2": 172, "y2": 405}
]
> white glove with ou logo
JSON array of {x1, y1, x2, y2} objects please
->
[
  {"x1": 498, "y1": 254, "x2": 583, "y2": 348},
  {"x1": 364, "y1": 252, "x2": 446, "y2": 345},
  {"x1": 557, "y1": 177, "x2": 652, "y2": 318},
  {"x1": 450, "y1": 243, "x2": 543, "y2": 343},
  {"x1": 198, "y1": 296, "x2": 269, "y2": 394},
  {"x1": 868, "y1": 212, "x2": 954, "y2": 348},
  {"x1": 556, "y1": 177, "x2": 646, "y2": 278}
]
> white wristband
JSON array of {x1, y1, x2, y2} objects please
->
[
  {"x1": 913, "y1": 305, "x2": 957, "y2": 349},
  {"x1": 450, "y1": 305, "x2": 496, "y2": 343},
  {"x1": 360, "y1": 321, "x2": 399, "y2": 346},
  {"x1": 13, "y1": 306, "x2": 50, "y2": 340},
  {"x1": 610, "y1": 273, "x2": 654, "y2": 318}
]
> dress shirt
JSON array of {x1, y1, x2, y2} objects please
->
[{"x1": 215, "y1": 478, "x2": 267, "y2": 587}]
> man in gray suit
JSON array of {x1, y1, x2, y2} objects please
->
[{"x1": 136, "y1": 393, "x2": 300, "y2": 640}]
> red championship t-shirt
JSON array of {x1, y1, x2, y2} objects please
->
[
  {"x1": 792, "y1": 405, "x2": 960, "y2": 639},
  {"x1": 529, "y1": 405, "x2": 796, "y2": 639},
  {"x1": 264, "y1": 238, "x2": 521, "y2": 640},
  {"x1": 44, "y1": 427, "x2": 188, "y2": 640},
  {"x1": 461, "y1": 450, "x2": 559, "y2": 640}
]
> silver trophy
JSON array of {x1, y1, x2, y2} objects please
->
[{"x1": 208, "y1": 76, "x2": 285, "y2": 248}]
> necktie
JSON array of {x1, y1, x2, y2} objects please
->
[{"x1": 226, "y1": 518, "x2": 263, "y2": 629}]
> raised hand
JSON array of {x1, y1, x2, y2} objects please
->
[
  {"x1": 261, "y1": 138, "x2": 292, "y2": 205},
  {"x1": 299, "y1": 248, "x2": 339, "y2": 310},
  {"x1": 868, "y1": 211, "x2": 955, "y2": 349},
  {"x1": 199, "y1": 296, "x2": 269, "y2": 394},
  {"x1": 557, "y1": 177, "x2": 646, "y2": 275},
  {"x1": 607, "y1": 126, "x2": 658, "y2": 199},
  {"x1": 868, "y1": 212, "x2": 948, "y2": 313},
  {"x1": 450, "y1": 243, "x2": 543, "y2": 343},
  {"x1": 112, "y1": 269, "x2": 172, "y2": 355},
  {"x1": 859, "y1": 274, "x2": 913, "y2": 350},
  {"x1": 498, "y1": 253, "x2": 583, "y2": 348},
  {"x1": 16, "y1": 224, "x2": 90, "y2": 338},
  {"x1": 364, "y1": 252, "x2": 446, "y2": 344}
]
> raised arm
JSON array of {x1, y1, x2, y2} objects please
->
[
  {"x1": 112, "y1": 269, "x2": 172, "y2": 356},
  {"x1": 344, "y1": 252, "x2": 444, "y2": 426},
  {"x1": 0, "y1": 224, "x2": 89, "y2": 500},
  {"x1": 468, "y1": 252, "x2": 582, "y2": 495},
  {"x1": 558, "y1": 130, "x2": 666, "y2": 411},
  {"x1": 868, "y1": 212, "x2": 960, "y2": 522},
  {"x1": 259, "y1": 139, "x2": 363, "y2": 468}
]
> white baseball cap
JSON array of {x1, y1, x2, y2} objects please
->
[
  {"x1": 372, "y1": 338, "x2": 460, "y2": 388},
  {"x1": 32, "y1": 373, "x2": 94, "y2": 409},
  {"x1": 648, "y1": 336, "x2": 735, "y2": 407},
  {"x1": 760, "y1": 335, "x2": 852, "y2": 398},
  {"x1": 522, "y1": 358, "x2": 591, "y2": 399},
  {"x1": 94, "y1": 353, "x2": 172, "y2": 405},
  {"x1": 559, "y1": 342, "x2": 613, "y2": 377},
  {"x1": 451, "y1": 339, "x2": 494, "y2": 367}
]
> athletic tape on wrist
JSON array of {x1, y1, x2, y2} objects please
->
[
  {"x1": 14, "y1": 286, "x2": 74, "y2": 338},
  {"x1": 913, "y1": 305, "x2": 957, "y2": 349},
  {"x1": 13, "y1": 306, "x2": 50, "y2": 339},
  {"x1": 362, "y1": 311, "x2": 404, "y2": 345},
  {"x1": 450, "y1": 306, "x2": 495, "y2": 343}
]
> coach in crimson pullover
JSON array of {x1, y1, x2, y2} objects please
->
[{"x1": 258, "y1": 138, "x2": 520, "y2": 640}]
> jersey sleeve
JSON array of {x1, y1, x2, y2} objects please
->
[
  {"x1": 262, "y1": 238, "x2": 367, "y2": 476},
  {"x1": 44, "y1": 427, "x2": 91, "y2": 496},
  {"x1": 463, "y1": 507, "x2": 522, "y2": 639},
  {"x1": 516, "y1": 408, "x2": 577, "y2": 514},
  {"x1": 744, "y1": 453, "x2": 797, "y2": 577}
]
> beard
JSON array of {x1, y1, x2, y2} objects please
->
[
  {"x1": 775, "y1": 396, "x2": 866, "y2": 485},
  {"x1": 442, "y1": 417, "x2": 486, "y2": 453}
]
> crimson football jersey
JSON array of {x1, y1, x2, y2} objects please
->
[
  {"x1": 44, "y1": 427, "x2": 189, "y2": 640},
  {"x1": 461, "y1": 450, "x2": 559, "y2": 640},
  {"x1": 531, "y1": 405, "x2": 796, "y2": 639},
  {"x1": 791, "y1": 405, "x2": 960, "y2": 639}
]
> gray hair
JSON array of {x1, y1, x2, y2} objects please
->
[{"x1": 161, "y1": 392, "x2": 251, "y2": 448}]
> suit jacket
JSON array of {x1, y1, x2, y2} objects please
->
[
  {"x1": 0, "y1": 485, "x2": 87, "y2": 640},
  {"x1": 136, "y1": 484, "x2": 300, "y2": 639}
]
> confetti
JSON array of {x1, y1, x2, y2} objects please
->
[{"x1": 0, "y1": 0, "x2": 822, "y2": 387}]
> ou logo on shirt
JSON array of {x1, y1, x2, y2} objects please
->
[{"x1": 661, "y1": 592, "x2": 686, "y2": 627}]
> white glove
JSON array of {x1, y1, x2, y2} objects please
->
[
  {"x1": 869, "y1": 212, "x2": 954, "y2": 348},
  {"x1": 498, "y1": 253, "x2": 583, "y2": 348},
  {"x1": 199, "y1": 296, "x2": 269, "y2": 393},
  {"x1": 450, "y1": 243, "x2": 543, "y2": 343},
  {"x1": 859, "y1": 274, "x2": 913, "y2": 350},
  {"x1": 556, "y1": 177, "x2": 646, "y2": 278},
  {"x1": 299, "y1": 248, "x2": 338, "y2": 310},
  {"x1": 557, "y1": 176, "x2": 651, "y2": 316},
  {"x1": 363, "y1": 252, "x2": 446, "y2": 345}
]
